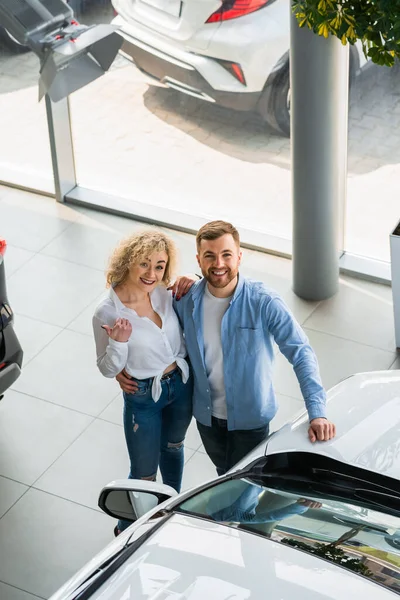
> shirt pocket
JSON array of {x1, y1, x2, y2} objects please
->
[{"x1": 236, "y1": 327, "x2": 262, "y2": 357}]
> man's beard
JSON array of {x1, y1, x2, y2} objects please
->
[{"x1": 203, "y1": 267, "x2": 238, "y2": 288}]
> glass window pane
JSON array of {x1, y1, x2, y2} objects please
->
[
  {"x1": 346, "y1": 59, "x2": 399, "y2": 263},
  {"x1": 69, "y1": 1, "x2": 292, "y2": 246},
  {"x1": 0, "y1": 34, "x2": 54, "y2": 193},
  {"x1": 178, "y1": 472, "x2": 400, "y2": 593}
]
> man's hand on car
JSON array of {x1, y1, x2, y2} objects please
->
[
  {"x1": 308, "y1": 418, "x2": 336, "y2": 443},
  {"x1": 116, "y1": 369, "x2": 138, "y2": 394}
]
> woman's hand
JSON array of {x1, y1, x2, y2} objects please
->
[
  {"x1": 169, "y1": 274, "x2": 199, "y2": 300},
  {"x1": 102, "y1": 318, "x2": 132, "y2": 342}
]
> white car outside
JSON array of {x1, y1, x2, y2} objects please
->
[
  {"x1": 112, "y1": 0, "x2": 368, "y2": 136},
  {"x1": 50, "y1": 370, "x2": 400, "y2": 600}
]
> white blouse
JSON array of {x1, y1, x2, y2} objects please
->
[{"x1": 92, "y1": 286, "x2": 189, "y2": 401}]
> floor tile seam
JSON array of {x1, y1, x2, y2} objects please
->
[
  {"x1": 64, "y1": 326, "x2": 94, "y2": 338},
  {"x1": 28, "y1": 485, "x2": 107, "y2": 516},
  {"x1": 273, "y1": 389, "x2": 302, "y2": 403},
  {"x1": 21, "y1": 327, "x2": 66, "y2": 369},
  {"x1": 188, "y1": 441, "x2": 203, "y2": 452},
  {"x1": 4, "y1": 217, "x2": 74, "y2": 275},
  {"x1": 34, "y1": 219, "x2": 76, "y2": 255},
  {"x1": 184, "y1": 448, "x2": 208, "y2": 465},
  {"x1": 95, "y1": 388, "x2": 137, "y2": 427},
  {"x1": 13, "y1": 311, "x2": 65, "y2": 329},
  {"x1": 303, "y1": 325, "x2": 397, "y2": 355},
  {"x1": 96, "y1": 387, "x2": 123, "y2": 417},
  {"x1": 388, "y1": 354, "x2": 400, "y2": 369},
  {"x1": 21, "y1": 215, "x2": 104, "y2": 272},
  {"x1": 55, "y1": 287, "x2": 108, "y2": 334},
  {"x1": 275, "y1": 391, "x2": 305, "y2": 402},
  {"x1": 11, "y1": 309, "x2": 73, "y2": 330},
  {"x1": 0, "y1": 473, "x2": 29, "y2": 487},
  {"x1": 62, "y1": 296, "x2": 103, "y2": 335},
  {"x1": 29, "y1": 415, "x2": 97, "y2": 489},
  {"x1": 96, "y1": 415, "x2": 123, "y2": 429},
  {"x1": 183, "y1": 436, "x2": 203, "y2": 452},
  {"x1": 0, "y1": 471, "x2": 105, "y2": 520},
  {"x1": 300, "y1": 300, "x2": 324, "y2": 327},
  {"x1": 37, "y1": 245, "x2": 107, "y2": 274},
  {"x1": 0, "y1": 580, "x2": 45, "y2": 599},
  {"x1": 0, "y1": 484, "x2": 30, "y2": 524},
  {"x1": 5, "y1": 247, "x2": 42, "y2": 282},
  {"x1": 8, "y1": 387, "x2": 100, "y2": 419}
]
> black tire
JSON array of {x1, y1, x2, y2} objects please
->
[
  {"x1": 270, "y1": 60, "x2": 290, "y2": 137},
  {"x1": 257, "y1": 55, "x2": 290, "y2": 138},
  {"x1": 0, "y1": 28, "x2": 30, "y2": 54},
  {"x1": 385, "y1": 535, "x2": 400, "y2": 550},
  {"x1": 258, "y1": 48, "x2": 357, "y2": 139}
]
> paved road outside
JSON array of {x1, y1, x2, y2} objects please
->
[{"x1": 0, "y1": 4, "x2": 398, "y2": 262}]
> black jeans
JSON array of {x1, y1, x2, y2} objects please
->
[{"x1": 197, "y1": 417, "x2": 269, "y2": 476}]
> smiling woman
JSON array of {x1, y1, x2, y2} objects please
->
[
  {"x1": 106, "y1": 230, "x2": 178, "y2": 290},
  {"x1": 92, "y1": 229, "x2": 194, "y2": 536}
]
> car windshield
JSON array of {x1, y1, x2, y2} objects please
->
[{"x1": 176, "y1": 452, "x2": 400, "y2": 595}]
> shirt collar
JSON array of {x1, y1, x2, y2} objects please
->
[{"x1": 109, "y1": 286, "x2": 125, "y2": 310}]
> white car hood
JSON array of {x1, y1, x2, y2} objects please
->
[
  {"x1": 231, "y1": 370, "x2": 400, "y2": 481},
  {"x1": 89, "y1": 513, "x2": 395, "y2": 600},
  {"x1": 264, "y1": 370, "x2": 400, "y2": 480}
]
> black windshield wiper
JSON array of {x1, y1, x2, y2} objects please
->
[
  {"x1": 242, "y1": 452, "x2": 400, "y2": 518},
  {"x1": 70, "y1": 515, "x2": 170, "y2": 600},
  {"x1": 354, "y1": 488, "x2": 400, "y2": 513},
  {"x1": 71, "y1": 547, "x2": 127, "y2": 600}
]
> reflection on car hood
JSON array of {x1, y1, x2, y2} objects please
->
[
  {"x1": 89, "y1": 514, "x2": 395, "y2": 600},
  {"x1": 234, "y1": 370, "x2": 400, "y2": 481}
]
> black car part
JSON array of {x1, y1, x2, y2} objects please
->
[
  {"x1": 0, "y1": 0, "x2": 122, "y2": 101},
  {"x1": 0, "y1": 241, "x2": 23, "y2": 397}
]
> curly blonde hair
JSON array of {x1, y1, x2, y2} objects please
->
[{"x1": 106, "y1": 230, "x2": 178, "y2": 288}]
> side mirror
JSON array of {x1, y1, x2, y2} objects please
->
[{"x1": 98, "y1": 479, "x2": 177, "y2": 523}]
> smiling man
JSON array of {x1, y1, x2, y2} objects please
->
[{"x1": 172, "y1": 220, "x2": 335, "y2": 475}]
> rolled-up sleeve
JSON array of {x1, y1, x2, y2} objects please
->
[
  {"x1": 264, "y1": 297, "x2": 327, "y2": 421},
  {"x1": 92, "y1": 313, "x2": 129, "y2": 378}
]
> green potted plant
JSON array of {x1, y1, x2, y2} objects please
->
[{"x1": 292, "y1": 0, "x2": 400, "y2": 67}]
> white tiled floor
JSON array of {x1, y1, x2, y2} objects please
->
[{"x1": 0, "y1": 185, "x2": 398, "y2": 599}]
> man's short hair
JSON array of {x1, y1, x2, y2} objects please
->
[{"x1": 196, "y1": 220, "x2": 240, "y2": 251}]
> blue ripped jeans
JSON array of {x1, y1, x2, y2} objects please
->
[{"x1": 119, "y1": 367, "x2": 193, "y2": 531}]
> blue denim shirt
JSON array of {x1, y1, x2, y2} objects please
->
[{"x1": 173, "y1": 275, "x2": 326, "y2": 431}]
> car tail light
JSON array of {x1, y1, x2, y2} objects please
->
[
  {"x1": 216, "y1": 59, "x2": 246, "y2": 85},
  {"x1": 0, "y1": 363, "x2": 6, "y2": 370},
  {"x1": 0, "y1": 239, "x2": 6, "y2": 256},
  {"x1": 206, "y1": 0, "x2": 269, "y2": 23}
]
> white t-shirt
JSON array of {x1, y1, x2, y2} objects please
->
[
  {"x1": 92, "y1": 286, "x2": 188, "y2": 401},
  {"x1": 203, "y1": 285, "x2": 232, "y2": 420}
]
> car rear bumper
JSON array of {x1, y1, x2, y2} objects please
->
[{"x1": 119, "y1": 34, "x2": 260, "y2": 112}]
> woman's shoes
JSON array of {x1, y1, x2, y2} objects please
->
[{"x1": 114, "y1": 525, "x2": 121, "y2": 537}]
